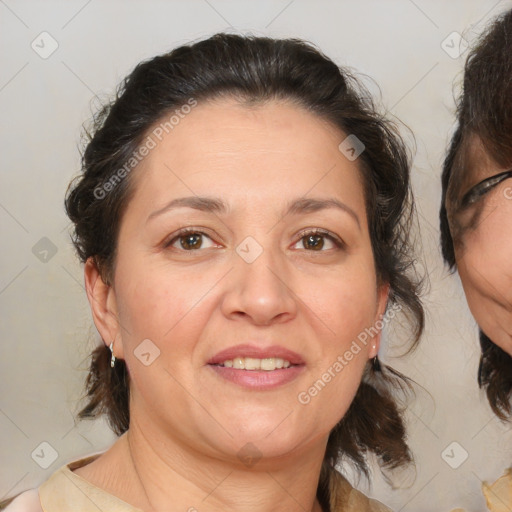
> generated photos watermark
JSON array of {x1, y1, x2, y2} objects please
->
[
  {"x1": 93, "y1": 97, "x2": 198, "y2": 200},
  {"x1": 297, "y1": 302, "x2": 402, "y2": 405}
]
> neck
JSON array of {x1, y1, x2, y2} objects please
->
[{"x1": 116, "y1": 418, "x2": 328, "y2": 512}]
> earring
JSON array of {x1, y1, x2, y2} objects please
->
[
  {"x1": 371, "y1": 344, "x2": 381, "y2": 371},
  {"x1": 109, "y1": 341, "x2": 116, "y2": 368}
]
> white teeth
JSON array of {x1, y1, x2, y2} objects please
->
[
  {"x1": 219, "y1": 357, "x2": 293, "y2": 370},
  {"x1": 233, "y1": 357, "x2": 245, "y2": 369},
  {"x1": 260, "y1": 358, "x2": 275, "y2": 371},
  {"x1": 244, "y1": 357, "x2": 261, "y2": 370}
]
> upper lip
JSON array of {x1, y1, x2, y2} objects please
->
[{"x1": 207, "y1": 344, "x2": 305, "y2": 365}]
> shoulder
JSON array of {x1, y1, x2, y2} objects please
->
[
  {"x1": 1, "y1": 489, "x2": 42, "y2": 512},
  {"x1": 328, "y1": 469, "x2": 393, "y2": 512},
  {"x1": 482, "y1": 467, "x2": 512, "y2": 512},
  {"x1": 36, "y1": 452, "x2": 143, "y2": 512},
  {"x1": 0, "y1": 451, "x2": 106, "y2": 512}
]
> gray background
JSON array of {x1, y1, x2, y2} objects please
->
[{"x1": 1, "y1": 1, "x2": 512, "y2": 510}]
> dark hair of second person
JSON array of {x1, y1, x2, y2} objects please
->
[{"x1": 440, "y1": 9, "x2": 512, "y2": 419}]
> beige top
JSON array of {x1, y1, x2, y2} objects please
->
[
  {"x1": 450, "y1": 468, "x2": 512, "y2": 512},
  {"x1": 2, "y1": 452, "x2": 392, "y2": 512}
]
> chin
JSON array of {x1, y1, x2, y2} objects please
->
[{"x1": 210, "y1": 417, "x2": 313, "y2": 458}]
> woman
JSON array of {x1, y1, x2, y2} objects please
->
[
  {"x1": 440, "y1": 8, "x2": 512, "y2": 510},
  {"x1": 2, "y1": 33, "x2": 423, "y2": 511}
]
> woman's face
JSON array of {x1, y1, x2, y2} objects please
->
[
  {"x1": 448, "y1": 137, "x2": 512, "y2": 355},
  {"x1": 90, "y1": 98, "x2": 387, "y2": 464}
]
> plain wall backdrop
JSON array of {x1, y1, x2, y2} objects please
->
[{"x1": 1, "y1": 1, "x2": 512, "y2": 510}]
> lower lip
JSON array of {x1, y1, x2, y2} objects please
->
[{"x1": 208, "y1": 364, "x2": 304, "y2": 390}]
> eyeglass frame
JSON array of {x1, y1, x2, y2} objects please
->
[{"x1": 459, "y1": 168, "x2": 512, "y2": 208}]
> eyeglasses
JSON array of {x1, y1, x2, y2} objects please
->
[{"x1": 460, "y1": 169, "x2": 512, "y2": 208}]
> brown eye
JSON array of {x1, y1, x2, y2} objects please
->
[
  {"x1": 303, "y1": 234, "x2": 325, "y2": 250},
  {"x1": 293, "y1": 229, "x2": 344, "y2": 252},
  {"x1": 180, "y1": 233, "x2": 203, "y2": 250},
  {"x1": 165, "y1": 229, "x2": 216, "y2": 251}
]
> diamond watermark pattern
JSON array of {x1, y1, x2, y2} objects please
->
[
  {"x1": 31, "y1": 441, "x2": 58, "y2": 469},
  {"x1": 338, "y1": 134, "x2": 365, "y2": 161},
  {"x1": 237, "y1": 442, "x2": 262, "y2": 468},
  {"x1": 441, "y1": 441, "x2": 468, "y2": 469},
  {"x1": 236, "y1": 236, "x2": 263, "y2": 264},
  {"x1": 134, "y1": 338, "x2": 161, "y2": 366},
  {"x1": 441, "y1": 32, "x2": 469, "y2": 59},
  {"x1": 32, "y1": 237, "x2": 58, "y2": 263},
  {"x1": 31, "y1": 32, "x2": 59, "y2": 59}
]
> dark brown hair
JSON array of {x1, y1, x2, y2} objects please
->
[
  {"x1": 0, "y1": 32, "x2": 425, "y2": 511},
  {"x1": 440, "y1": 9, "x2": 512, "y2": 419}
]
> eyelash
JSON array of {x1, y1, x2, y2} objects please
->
[{"x1": 163, "y1": 227, "x2": 345, "y2": 252}]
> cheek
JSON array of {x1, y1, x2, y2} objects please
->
[
  {"x1": 301, "y1": 267, "x2": 377, "y2": 402},
  {"x1": 112, "y1": 259, "x2": 222, "y2": 390},
  {"x1": 313, "y1": 263, "x2": 379, "y2": 335},
  {"x1": 457, "y1": 218, "x2": 512, "y2": 300},
  {"x1": 115, "y1": 257, "x2": 220, "y2": 335},
  {"x1": 460, "y1": 195, "x2": 512, "y2": 261},
  {"x1": 112, "y1": 260, "x2": 219, "y2": 411},
  {"x1": 298, "y1": 339, "x2": 370, "y2": 434}
]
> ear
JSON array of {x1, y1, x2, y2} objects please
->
[
  {"x1": 84, "y1": 257, "x2": 124, "y2": 360},
  {"x1": 369, "y1": 282, "x2": 390, "y2": 358}
]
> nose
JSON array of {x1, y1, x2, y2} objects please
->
[{"x1": 220, "y1": 244, "x2": 298, "y2": 326}]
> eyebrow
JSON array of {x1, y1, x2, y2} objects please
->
[{"x1": 147, "y1": 196, "x2": 361, "y2": 228}]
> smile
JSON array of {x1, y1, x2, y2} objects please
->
[{"x1": 214, "y1": 357, "x2": 293, "y2": 371}]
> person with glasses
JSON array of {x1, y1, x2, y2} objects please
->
[{"x1": 440, "y1": 8, "x2": 512, "y2": 510}]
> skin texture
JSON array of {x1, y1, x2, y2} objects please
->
[
  {"x1": 77, "y1": 98, "x2": 388, "y2": 512},
  {"x1": 448, "y1": 137, "x2": 512, "y2": 355}
]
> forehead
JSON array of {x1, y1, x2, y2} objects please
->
[
  {"x1": 131, "y1": 97, "x2": 367, "y2": 215},
  {"x1": 147, "y1": 97, "x2": 344, "y2": 165},
  {"x1": 463, "y1": 136, "x2": 498, "y2": 178},
  {"x1": 448, "y1": 135, "x2": 497, "y2": 204}
]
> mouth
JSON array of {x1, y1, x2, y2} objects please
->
[
  {"x1": 207, "y1": 344, "x2": 305, "y2": 367},
  {"x1": 206, "y1": 344, "x2": 305, "y2": 389},
  {"x1": 211, "y1": 356, "x2": 296, "y2": 371}
]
